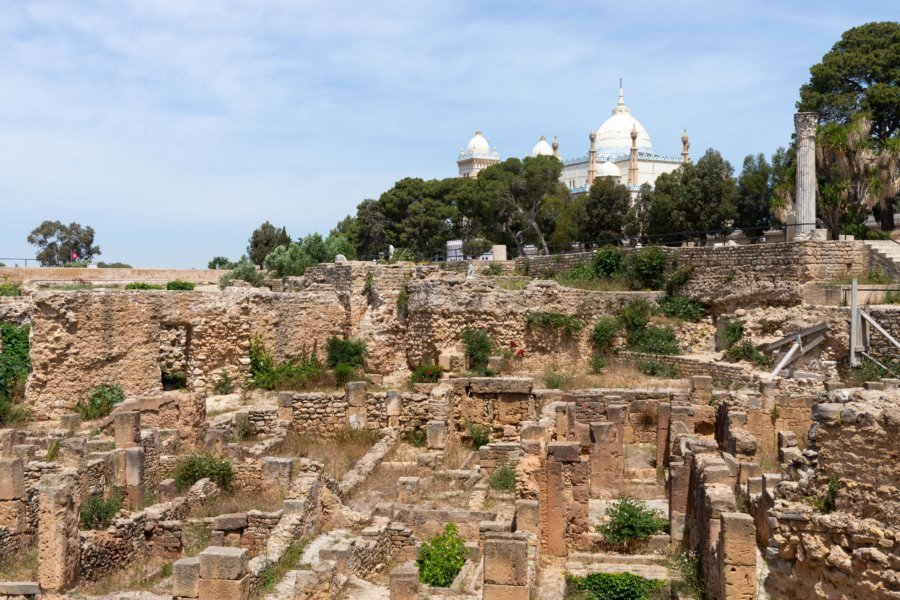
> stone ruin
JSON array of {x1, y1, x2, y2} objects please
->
[{"x1": 0, "y1": 239, "x2": 897, "y2": 599}]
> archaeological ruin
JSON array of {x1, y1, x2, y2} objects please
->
[{"x1": 0, "y1": 237, "x2": 898, "y2": 600}]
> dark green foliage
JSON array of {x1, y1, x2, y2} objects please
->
[
  {"x1": 411, "y1": 363, "x2": 444, "y2": 384},
  {"x1": 0, "y1": 282, "x2": 22, "y2": 297},
  {"x1": 487, "y1": 464, "x2": 516, "y2": 492},
  {"x1": 734, "y1": 153, "x2": 774, "y2": 232},
  {"x1": 97, "y1": 262, "x2": 132, "y2": 268},
  {"x1": 808, "y1": 475, "x2": 842, "y2": 513},
  {"x1": 590, "y1": 355, "x2": 607, "y2": 373},
  {"x1": 76, "y1": 384, "x2": 125, "y2": 420},
  {"x1": 597, "y1": 497, "x2": 668, "y2": 549},
  {"x1": 166, "y1": 279, "x2": 195, "y2": 291},
  {"x1": 248, "y1": 334, "x2": 327, "y2": 390},
  {"x1": 0, "y1": 324, "x2": 30, "y2": 425},
  {"x1": 484, "y1": 263, "x2": 503, "y2": 276},
  {"x1": 722, "y1": 319, "x2": 744, "y2": 349},
  {"x1": 27, "y1": 220, "x2": 101, "y2": 266},
  {"x1": 758, "y1": 318, "x2": 781, "y2": 335},
  {"x1": 583, "y1": 178, "x2": 631, "y2": 243},
  {"x1": 401, "y1": 427, "x2": 427, "y2": 447},
  {"x1": 461, "y1": 328, "x2": 492, "y2": 372},
  {"x1": 332, "y1": 363, "x2": 356, "y2": 385},
  {"x1": 125, "y1": 282, "x2": 164, "y2": 290},
  {"x1": 172, "y1": 453, "x2": 233, "y2": 492},
  {"x1": 465, "y1": 419, "x2": 491, "y2": 448},
  {"x1": 417, "y1": 523, "x2": 467, "y2": 587},
  {"x1": 208, "y1": 256, "x2": 236, "y2": 270},
  {"x1": 212, "y1": 369, "x2": 235, "y2": 395},
  {"x1": 725, "y1": 341, "x2": 773, "y2": 368},
  {"x1": 590, "y1": 317, "x2": 620, "y2": 352},
  {"x1": 845, "y1": 356, "x2": 899, "y2": 385},
  {"x1": 629, "y1": 247, "x2": 667, "y2": 290},
  {"x1": 80, "y1": 490, "x2": 124, "y2": 530},
  {"x1": 264, "y1": 233, "x2": 356, "y2": 277},
  {"x1": 618, "y1": 300, "x2": 652, "y2": 337},
  {"x1": 636, "y1": 360, "x2": 678, "y2": 378},
  {"x1": 629, "y1": 325, "x2": 680, "y2": 355},
  {"x1": 543, "y1": 367, "x2": 572, "y2": 390},
  {"x1": 526, "y1": 312, "x2": 584, "y2": 336},
  {"x1": 396, "y1": 287, "x2": 409, "y2": 318},
  {"x1": 326, "y1": 337, "x2": 367, "y2": 369},
  {"x1": 566, "y1": 572, "x2": 664, "y2": 600},
  {"x1": 247, "y1": 221, "x2": 290, "y2": 267},
  {"x1": 656, "y1": 295, "x2": 702, "y2": 322},
  {"x1": 664, "y1": 265, "x2": 694, "y2": 294},
  {"x1": 219, "y1": 257, "x2": 264, "y2": 289},
  {"x1": 161, "y1": 365, "x2": 188, "y2": 390}
]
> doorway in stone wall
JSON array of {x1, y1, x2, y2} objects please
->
[{"x1": 159, "y1": 323, "x2": 191, "y2": 391}]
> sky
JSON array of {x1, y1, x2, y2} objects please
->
[{"x1": 0, "y1": 1, "x2": 895, "y2": 268}]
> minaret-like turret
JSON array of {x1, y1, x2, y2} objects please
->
[
  {"x1": 681, "y1": 129, "x2": 691, "y2": 165},
  {"x1": 587, "y1": 131, "x2": 598, "y2": 186},
  {"x1": 552, "y1": 136, "x2": 559, "y2": 158},
  {"x1": 628, "y1": 125, "x2": 639, "y2": 186}
]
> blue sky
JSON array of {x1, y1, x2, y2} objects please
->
[{"x1": 0, "y1": 1, "x2": 895, "y2": 268}]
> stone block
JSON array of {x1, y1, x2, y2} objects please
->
[
  {"x1": 386, "y1": 394, "x2": 402, "y2": 417},
  {"x1": 213, "y1": 512, "x2": 248, "y2": 532},
  {"x1": 114, "y1": 411, "x2": 141, "y2": 447},
  {"x1": 519, "y1": 421, "x2": 544, "y2": 441},
  {"x1": 198, "y1": 546, "x2": 248, "y2": 580},
  {"x1": 319, "y1": 543, "x2": 350, "y2": 573},
  {"x1": 484, "y1": 534, "x2": 528, "y2": 586},
  {"x1": 261, "y1": 457, "x2": 293, "y2": 487},
  {"x1": 59, "y1": 413, "x2": 80, "y2": 431},
  {"x1": 172, "y1": 556, "x2": 200, "y2": 598},
  {"x1": 483, "y1": 583, "x2": 530, "y2": 600},
  {"x1": 0, "y1": 498, "x2": 27, "y2": 533},
  {"x1": 0, "y1": 458, "x2": 24, "y2": 500},
  {"x1": 0, "y1": 582, "x2": 41, "y2": 596},
  {"x1": 547, "y1": 441, "x2": 580, "y2": 463},
  {"x1": 606, "y1": 403, "x2": 628, "y2": 424},
  {"x1": 692, "y1": 375, "x2": 714, "y2": 392},
  {"x1": 346, "y1": 381, "x2": 368, "y2": 408},
  {"x1": 389, "y1": 561, "x2": 419, "y2": 600},
  {"x1": 864, "y1": 381, "x2": 885, "y2": 391},
  {"x1": 426, "y1": 421, "x2": 448, "y2": 450},
  {"x1": 513, "y1": 499, "x2": 539, "y2": 534},
  {"x1": 348, "y1": 406, "x2": 367, "y2": 430},
  {"x1": 159, "y1": 478, "x2": 177, "y2": 502},
  {"x1": 198, "y1": 575, "x2": 249, "y2": 600}
]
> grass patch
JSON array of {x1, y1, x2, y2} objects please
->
[
  {"x1": 525, "y1": 311, "x2": 584, "y2": 336},
  {"x1": 487, "y1": 464, "x2": 516, "y2": 492},
  {"x1": 172, "y1": 453, "x2": 233, "y2": 493},
  {"x1": 258, "y1": 539, "x2": 311, "y2": 594},
  {"x1": 271, "y1": 428, "x2": 379, "y2": 480},
  {"x1": 75, "y1": 384, "x2": 125, "y2": 420},
  {"x1": 566, "y1": 571, "x2": 664, "y2": 600},
  {"x1": 0, "y1": 547, "x2": 37, "y2": 581},
  {"x1": 188, "y1": 485, "x2": 286, "y2": 519}
]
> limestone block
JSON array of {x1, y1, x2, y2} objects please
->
[
  {"x1": 346, "y1": 381, "x2": 368, "y2": 408},
  {"x1": 198, "y1": 546, "x2": 248, "y2": 580},
  {"x1": 513, "y1": 500, "x2": 539, "y2": 534},
  {"x1": 159, "y1": 478, "x2": 177, "y2": 502},
  {"x1": 0, "y1": 498, "x2": 27, "y2": 533},
  {"x1": 114, "y1": 411, "x2": 141, "y2": 447},
  {"x1": 319, "y1": 543, "x2": 350, "y2": 573},
  {"x1": 484, "y1": 533, "x2": 528, "y2": 586},
  {"x1": 261, "y1": 457, "x2": 293, "y2": 487},
  {"x1": 213, "y1": 513, "x2": 248, "y2": 532},
  {"x1": 547, "y1": 441, "x2": 580, "y2": 463},
  {"x1": 348, "y1": 406, "x2": 367, "y2": 430},
  {"x1": 426, "y1": 421, "x2": 448, "y2": 450},
  {"x1": 37, "y1": 470, "x2": 80, "y2": 593},
  {"x1": 719, "y1": 512, "x2": 756, "y2": 565},
  {"x1": 0, "y1": 582, "x2": 40, "y2": 596},
  {"x1": 389, "y1": 561, "x2": 419, "y2": 600},
  {"x1": 59, "y1": 413, "x2": 80, "y2": 431},
  {"x1": 483, "y1": 583, "x2": 530, "y2": 600},
  {"x1": 386, "y1": 394, "x2": 402, "y2": 417},
  {"x1": 692, "y1": 375, "x2": 714, "y2": 392},
  {"x1": 172, "y1": 556, "x2": 200, "y2": 598},
  {"x1": 0, "y1": 458, "x2": 24, "y2": 500},
  {"x1": 438, "y1": 350, "x2": 464, "y2": 372},
  {"x1": 519, "y1": 421, "x2": 544, "y2": 441},
  {"x1": 198, "y1": 575, "x2": 250, "y2": 600},
  {"x1": 606, "y1": 403, "x2": 628, "y2": 424}
]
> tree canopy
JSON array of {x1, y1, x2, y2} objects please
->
[
  {"x1": 247, "y1": 222, "x2": 290, "y2": 267},
  {"x1": 582, "y1": 177, "x2": 631, "y2": 243},
  {"x1": 27, "y1": 221, "x2": 101, "y2": 266}
]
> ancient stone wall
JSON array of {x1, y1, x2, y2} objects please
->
[{"x1": 867, "y1": 306, "x2": 900, "y2": 360}]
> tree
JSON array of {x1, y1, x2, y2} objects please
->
[
  {"x1": 208, "y1": 256, "x2": 236, "y2": 270},
  {"x1": 247, "y1": 222, "x2": 290, "y2": 267},
  {"x1": 734, "y1": 154, "x2": 774, "y2": 235},
  {"x1": 547, "y1": 194, "x2": 587, "y2": 252},
  {"x1": 27, "y1": 221, "x2": 101, "y2": 266},
  {"x1": 583, "y1": 177, "x2": 631, "y2": 244},
  {"x1": 770, "y1": 146, "x2": 795, "y2": 223},
  {"x1": 264, "y1": 232, "x2": 358, "y2": 277},
  {"x1": 352, "y1": 199, "x2": 389, "y2": 259}
]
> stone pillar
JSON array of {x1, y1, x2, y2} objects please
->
[
  {"x1": 124, "y1": 446, "x2": 145, "y2": 506},
  {"x1": 172, "y1": 556, "x2": 200, "y2": 598},
  {"x1": 346, "y1": 381, "x2": 368, "y2": 430},
  {"x1": 656, "y1": 402, "x2": 671, "y2": 468},
  {"x1": 38, "y1": 470, "x2": 80, "y2": 594},
  {"x1": 544, "y1": 442, "x2": 588, "y2": 556},
  {"x1": 589, "y1": 422, "x2": 623, "y2": 497},
  {"x1": 114, "y1": 411, "x2": 141, "y2": 448},
  {"x1": 668, "y1": 455, "x2": 690, "y2": 547},
  {"x1": 717, "y1": 512, "x2": 757, "y2": 599},
  {"x1": 513, "y1": 499, "x2": 539, "y2": 535},
  {"x1": 197, "y1": 546, "x2": 249, "y2": 600},
  {"x1": 426, "y1": 421, "x2": 447, "y2": 449},
  {"x1": 483, "y1": 532, "x2": 530, "y2": 599},
  {"x1": 0, "y1": 458, "x2": 27, "y2": 545},
  {"x1": 389, "y1": 561, "x2": 419, "y2": 600},
  {"x1": 386, "y1": 392, "x2": 402, "y2": 428},
  {"x1": 794, "y1": 112, "x2": 818, "y2": 237}
]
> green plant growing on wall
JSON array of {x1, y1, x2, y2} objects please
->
[
  {"x1": 80, "y1": 490, "x2": 124, "y2": 530},
  {"x1": 565, "y1": 572, "x2": 664, "y2": 600},
  {"x1": 487, "y1": 464, "x2": 516, "y2": 492},
  {"x1": 172, "y1": 453, "x2": 233, "y2": 493},
  {"x1": 464, "y1": 419, "x2": 491, "y2": 448},
  {"x1": 0, "y1": 323, "x2": 30, "y2": 425},
  {"x1": 722, "y1": 319, "x2": 744, "y2": 349},
  {"x1": 590, "y1": 317, "x2": 620, "y2": 353},
  {"x1": 416, "y1": 523, "x2": 467, "y2": 587},
  {"x1": 212, "y1": 368, "x2": 235, "y2": 395},
  {"x1": 75, "y1": 384, "x2": 125, "y2": 420},
  {"x1": 461, "y1": 328, "x2": 492, "y2": 373},
  {"x1": 597, "y1": 497, "x2": 668, "y2": 551},
  {"x1": 525, "y1": 311, "x2": 584, "y2": 336}
]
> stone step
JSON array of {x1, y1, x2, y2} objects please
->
[
  {"x1": 568, "y1": 551, "x2": 667, "y2": 566},
  {"x1": 623, "y1": 480, "x2": 666, "y2": 500},
  {"x1": 625, "y1": 467, "x2": 658, "y2": 479}
]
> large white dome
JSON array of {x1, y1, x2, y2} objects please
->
[
  {"x1": 531, "y1": 135, "x2": 554, "y2": 157},
  {"x1": 596, "y1": 161, "x2": 621, "y2": 178},
  {"x1": 466, "y1": 131, "x2": 491, "y2": 155},
  {"x1": 596, "y1": 88, "x2": 653, "y2": 154}
]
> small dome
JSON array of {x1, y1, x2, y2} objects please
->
[
  {"x1": 597, "y1": 161, "x2": 621, "y2": 178},
  {"x1": 466, "y1": 131, "x2": 491, "y2": 155},
  {"x1": 531, "y1": 135, "x2": 554, "y2": 157}
]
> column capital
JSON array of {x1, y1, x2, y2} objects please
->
[{"x1": 794, "y1": 112, "x2": 818, "y2": 139}]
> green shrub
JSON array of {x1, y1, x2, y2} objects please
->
[
  {"x1": 861, "y1": 268, "x2": 892, "y2": 284},
  {"x1": 566, "y1": 571, "x2": 664, "y2": 600},
  {"x1": 401, "y1": 427, "x2": 427, "y2": 447},
  {"x1": 461, "y1": 328, "x2": 492, "y2": 372},
  {"x1": 212, "y1": 368, "x2": 235, "y2": 395},
  {"x1": 487, "y1": 464, "x2": 516, "y2": 492},
  {"x1": 597, "y1": 497, "x2": 668, "y2": 549},
  {"x1": 845, "y1": 356, "x2": 898, "y2": 385},
  {"x1": 248, "y1": 336, "x2": 327, "y2": 391},
  {"x1": 326, "y1": 337, "x2": 367, "y2": 369},
  {"x1": 592, "y1": 245, "x2": 623, "y2": 278},
  {"x1": 0, "y1": 323, "x2": 30, "y2": 425},
  {"x1": 629, "y1": 247, "x2": 667, "y2": 290},
  {"x1": 465, "y1": 419, "x2": 491, "y2": 448},
  {"x1": 417, "y1": 523, "x2": 467, "y2": 587},
  {"x1": 808, "y1": 474, "x2": 841, "y2": 513},
  {"x1": 722, "y1": 319, "x2": 744, "y2": 349},
  {"x1": 76, "y1": 384, "x2": 125, "y2": 420},
  {"x1": 219, "y1": 257, "x2": 264, "y2": 289},
  {"x1": 80, "y1": 490, "x2": 124, "y2": 530},
  {"x1": 590, "y1": 317, "x2": 620, "y2": 352},
  {"x1": 636, "y1": 359, "x2": 678, "y2": 378},
  {"x1": 333, "y1": 363, "x2": 356, "y2": 385},
  {"x1": 125, "y1": 282, "x2": 164, "y2": 290},
  {"x1": 161, "y1": 364, "x2": 188, "y2": 390},
  {"x1": 166, "y1": 279, "x2": 195, "y2": 291},
  {"x1": 758, "y1": 318, "x2": 781, "y2": 334},
  {"x1": 560, "y1": 264, "x2": 596, "y2": 281},
  {"x1": 669, "y1": 551, "x2": 705, "y2": 598},
  {"x1": 590, "y1": 355, "x2": 607, "y2": 373},
  {"x1": 526, "y1": 311, "x2": 584, "y2": 336},
  {"x1": 97, "y1": 261, "x2": 132, "y2": 268},
  {"x1": 45, "y1": 440, "x2": 60, "y2": 462},
  {"x1": 544, "y1": 367, "x2": 572, "y2": 390},
  {"x1": 656, "y1": 295, "x2": 703, "y2": 322},
  {"x1": 411, "y1": 363, "x2": 444, "y2": 384},
  {"x1": 629, "y1": 325, "x2": 680, "y2": 355},
  {"x1": 618, "y1": 300, "x2": 652, "y2": 337},
  {"x1": 725, "y1": 340, "x2": 773, "y2": 368},
  {"x1": 0, "y1": 282, "x2": 22, "y2": 297},
  {"x1": 664, "y1": 264, "x2": 694, "y2": 294},
  {"x1": 172, "y1": 453, "x2": 233, "y2": 492},
  {"x1": 484, "y1": 263, "x2": 503, "y2": 276},
  {"x1": 396, "y1": 286, "x2": 409, "y2": 318}
]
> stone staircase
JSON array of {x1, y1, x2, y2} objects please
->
[{"x1": 864, "y1": 240, "x2": 900, "y2": 275}]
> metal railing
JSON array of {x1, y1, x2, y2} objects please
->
[{"x1": 0, "y1": 258, "x2": 37, "y2": 267}]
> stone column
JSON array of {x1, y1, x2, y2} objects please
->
[
  {"x1": 589, "y1": 422, "x2": 623, "y2": 497},
  {"x1": 655, "y1": 402, "x2": 671, "y2": 468},
  {"x1": 38, "y1": 470, "x2": 81, "y2": 594},
  {"x1": 0, "y1": 458, "x2": 28, "y2": 546},
  {"x1": 346, "y1": 381, "x2": 368, "y2": 430},
  {"x1": 794, "y1": 112, "x2": 818, "y2": 237},
  {"x1": 717, "y1": 512, "x2": 757, "y2": 599},
  {"x1": 114, "y1": 411, "x2": 141, "y2": 448},
  {"x1": 544, "y1": 442, "x2": 588, "y2": 556},
  {"x1": 483, "y1": 532, "x2": 530, "y2": 599}
]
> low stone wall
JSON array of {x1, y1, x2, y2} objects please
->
[
  {"x1": 867, "y1": 306, "x2": 900, "y2": 360},
  {"x1": 0, "y1": 267, "x2": 226, "y2": 286},
  {"x1": 614, "y1": 351, "x2": 758, "y2": 387}
]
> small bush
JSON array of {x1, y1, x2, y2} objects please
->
[
  {"x1": 861, "y1": 268, "x2": 892, "y2": 284},
  {"x1": 461, "y1": 328, "x2": 492, "y2": 372},
  {"x1": 411, "y1": 363, "x2": 444, "y2": 384},
  {"x1": 125, "y1": 282, "x2": 164, "y2": 290},
  {"x1": 97, "y1": 261, "x2": 132, "y2": 268},
  {"x1": 417, "y1": 523, "x2": 467, "y2": 587},
  {"x1": 396, "y1": 286, "x2": 409, "y2": 318},
  {"x1": 487, "y1": 464, "x2": 516, "y2": 491},
  {"x1": 722, "y1": 319, "x2": 744, "y2": 349},
  {"x1": 618, "y1": 299, "x2": 652, "y2": 336},
  {"x1": 248, "y1": 335, "x2": 327, "y2": 390},
  {"x1": 758, "y1": 318, "x2": 781, "y2": 334},
  {"x1": 526, "y1": 311, "x2": 584, "y2": 336},
  {"x1": 590, "y1": 355, "x2": 607, "y2": 373},
  {"x1": 656, "y1": 295, "x2": 703, "y2": 322},
  {"x1": 212, "y1": 368, "x2": 235, "y2": 395},
  {"x1": 629, "y1": 325, "x2": 680, "y2": 355},
  {"x1": 725, "y1": 340, "x2": 773, "y2": 368},
  {"x1": 566, "y1": 572, "x2": 664, "y2": 600},
  {"x1": 219, "y1": 257, "x2": 264, "y2": 289},
  {"x1": 637, "y1": 359, "x2": 678, "y2": 378},
  {"x1": 333, "y1": 363, "x2": 357, "y2": 385},
  {"x1": 484, "y1": 263, "x2": 503, "y2": 276},
  {"x1": 172, "y1": 453, "x2": 233, "y2": 493},
  {"x1": 669, "y1": 551, "x2": 705, "y2": 598},
  {"x1": 45, "y1": 440, "x2": 60, "y2": 462},
  {"x1": 401, "y1": 427, "x2": 427, "y2": 447},
  {"x1": 166, "y1": 279, "x2": 195, "y2": 291},
  {"x1": 597, "y1": 497, "x2": 668, "y2": 549},
  {"x1": 629, "y1": 247, "x2": 667, "y2": 290},
  {"x1": 592, "y1": 245, "x2": 623, "y2": 278},
  {"x1": 0, "y1": 323, "x2": 30, "y2": 425},
  {"x1": 465, "y1": 419, "x2": 491, "y2": 448},
  {"x1": 326, "y1": 337, "x2": 367, "y2": 369},
  {"x1": 809, "y1": 474, "x2": 841, "y2": 513},
  {"x1": 590, "y1": 317, "x2": 620, "y2": 352},
  {"x1": 76, "y1": 384, "x2": 125, "y2": 420},
  {"x1": 544, "y1": 367, "x2": 572, "y2": 390},
  {"x1": 0, "y1": 282, "x2": 21, "y2": 297},
  {"x1": 664, "y1": 264, "x2": 694, "y2": 294},
  {"x1": 80, "y1": 490, "x2": 124, "y2": 530}
]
